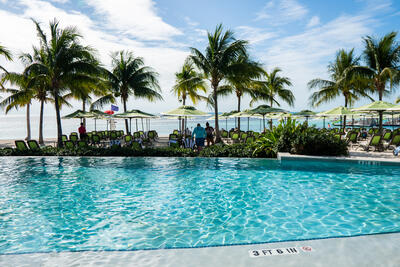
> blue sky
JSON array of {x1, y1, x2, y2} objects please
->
[{"x1": 0, "y1": 0, "x2": 399, "y2": 115}]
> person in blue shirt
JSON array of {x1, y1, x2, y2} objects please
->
[{"x1": 192, "y1": 123, "x2": 206, "y2": 150}]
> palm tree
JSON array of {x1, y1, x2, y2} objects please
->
[
  {"x1": 357, "y1": 32, "x2": 400, "y2": 131},
  {"x1": 309, "y1": 49, "x2": 373, "y2": 128},
  {"x1": 107, "y1": 50, "x2": 162, "y2": 133},
  {"x1": 224, "y1": 55, "x2": 264, "y2": 130},
  {"x1": 189, "y1": 24, "x2": 248, "y2": 142},
  {"x1": 172, "y1": 59, "x2": 207, "y2": 130},
  {"x1": 25, "y1": 19, "x2": 102, "y2": 147},
  {"x1": 0, "y1": 43, "x2": 12, "y2": 89},
  {"x1": 252, "y1": 67, "x2": 294, "y2": 129}
]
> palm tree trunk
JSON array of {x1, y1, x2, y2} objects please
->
[
  {"x1": 213, "y1": 83, "x2": 220, "y2": 143},
  {"x1": 343, "y1": 97, "x2": 348, "y2": 130},
  {"x1": 25, "y1": 102, "x2": 31, "y2": 140},
  {"x1": 123, "y1": 99, "x2": 129, "y2": 133},
  {"x1": 39, "y1": 100, "x2": 44, "y2": 145},
  {"x1": 378, "y1": 81, "x2": 384, "y2": 133},
  {"x1": 182, "y1": 96, "x2": 186, "y2": 133},
  {"x1": 237, "y1": 95, "x2": 241, "y2": 131},
  {"x1": 54, "y1": 92, "x2": 63, "y2": 148},
  {"x1": 82, "y1": 100, "x2": 86, "y2": 127}
]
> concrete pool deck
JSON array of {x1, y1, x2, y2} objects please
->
[{"x1": 1, "y1": 232, "x2": 399, "y2": 266}]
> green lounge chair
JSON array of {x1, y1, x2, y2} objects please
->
[
  {"x1": 173, "y1": 130, "x2": 179, "y2": 135},
  {"x1": 382, "y1": 131, "x2": 392, "y2": 142},
  {"x1": 124, "y1": 135, "x2": 133, "y2": 145},
  {"x1": 69, "y1": 134, "x2": 78, "y2": 143},
  {"x1": 70, "y1": 132, "x2": 78, "y2": 136},
  {"x1": 360, "y1": 135, "x2": 382, "y2": 152},
  {"x1": 91, "y1": 134, "x2": 101, "y2": 145},
  {"x1": 133, "y1": 132, "x2": 141, "y2": 139},
  {"x1": 231, "y1": 133, "x2": 240, "y2": 143},
  {"x1": 221, "y1": 130, "x2": 228, "y2": 138},
  {"x1": 131, "y1": 141, "x2": 142, "y2": 150},
  {"x1": 334, "y1": 134, "x2": 341, "y2": 141},
  {"x1": 64, "y1": 140, "x2": 75, "y2": 150},
  {"x1": 346, "y1": 132, "x2": 359, "y2": 149},
  {"x1": 148, "y1": 131, "x2": 156, "y2": 140},
  {"x1": 77, "y1": 140, "x2": 88, "y2": 148},
  {"x1": 139, "y1": 131, "x2": 144, "y2": 137},
  {"x1": 245, "y1": 136, "x2": 255, "y2": 143},
  {"x1": 386, "y1": 134, "x2": 400, "y2": 150},
  {"x1": 240, "y1": 133, "x2": 248, "y2": 141},
  {"x1": 15, "y1": 140, "x2": 28, "y2": 151},
  {"x1": 110, "y1": 131, "x2": 118, "y2": 140},
  {"x1": 27, "y1": 140, "x2": 41, "y2": 151},
  {"x1": 62, "y1": 135, "x2": 68, "y2": 142}
]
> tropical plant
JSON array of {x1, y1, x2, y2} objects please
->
[
  {"x1": 356, "y1": 32, "x2": 400, "y2": 131},
  {"x1": 224, "y1": 55, "x2": 264, "y2": 130},
  {"x1": 107, "y1": 50, "x2": 162, "y2": 133},
  {"x1": 189, "y1": 24, "x2": 248, "y2": 142},
  {"x1": 25, "y1": 19, "x2": 102, "y2": 147},
  {"x1": 308, "y1": 49, "x2": 373, "y2": 128},
  {"x1": 0, "y1": 43, "x2": 12, "y2": 89},
  {"x1": 251, "y1": 67, "x2": 294, "y2": 129}
]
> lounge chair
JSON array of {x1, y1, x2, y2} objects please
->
[
  {"x1": 333, "y1": 134, "x2": 341, "y2": 141},
  {"x1": 346, "y1": 132, "x2": 359, "y2": 149},
  {"x1": 240, "y1": 132, "x2": 248, "y2": 141},
  {"x1": 359, "y1": 135, "x2": 382, "y2": 152},
  {"x1": 110, "y1": 131, "x2": 118, "y2": 140},
  {"x1": 91, "y1": 134, "x2": 101, "y2": 146},
  {"x1": 69, "y1": 134, "x2": 78, "y2": 143},
  {"x1": 385, "y1": 134, "x2": 400, "y2": 150},
  {"x1": 133, "y1": 132, "x2": 141, "y2": 139},
  {"x1": 64, "y1": 140, "x2": 75, "y2": 150},
  {"x1": 27, "y1": 140, "x2": 41, "y2": 151},
  {"x1": 245, "y1": 136, "x2": 255, "y2": 143},
  {"x1": 148, "y1": 131, "x2": 157, "y2": 140},
  {"x1": 124, "y1": 135, "x2": 133, "y2": 146},
  {"x1": 15, "y1": 140, "x2": 28, "y2": 151},
  {"x1": 382, "y1": 131, "x2": 392, "y2": 142},
  {"x1": 173, "y1": 130, "x2": 179, "y2": 135},
  {"x1": 77, "y1": 140, "x2": 88, "y2": 148},
  {"x1": 131, "y1": 141, "x2": 142, "y2": 150},
  {"x1": 231, "y1": 133, "x2": 240, "y2": 143},
  {"x1": 221, "y1": 130, "x2": 228, "y2": 138},
  {"x1": 169, "y1": 134, "x2": 179, "y2": 147},
  {"x1": 61, "y1": 135, "x2": 68, "y2": 142}
]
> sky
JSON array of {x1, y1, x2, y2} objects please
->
[{"x1": 0, "y1": 0, "x2": 399, "y2": 116}]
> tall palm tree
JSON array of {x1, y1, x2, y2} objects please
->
[
  {"x1": 26, "y1": 19, "x2": 102, "y2": 147},
  {"x1": 172, "y1": 59, "x2": 207, "y2": 130},
  {"x1": 309, "y1": 49, "x2": 373, "y2": 128},
  {"x1": 224, "y1": 55, "x2": 264, "y2": 130},
  {"x1": 357, "y1": 32, "x2": 400, "y2": 131},
  {"x1": 0, "y1": 43, "x2": 12, "y2": 89},
  {"x1": 107, "y1": 50, "x2": 162, "y2": 133},
  {"x1": 189, "y1": 24, "x2": 248, "y2": 142},
  {"x1": 252, "y1": 67, "x2": 294, "y2": 129}
]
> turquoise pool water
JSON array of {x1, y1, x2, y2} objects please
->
[{"x1": 0, "y1": 157, "x2": 399, "y2": 254}]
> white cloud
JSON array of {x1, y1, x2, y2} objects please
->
[
  {"x1": 258, "y1": 14, "x2": 376, "y2": 110},
  {"x1": 236, "y1": 26, "x2": 277, "y2": 44},
  {"x1": 307, "y1": 16, "x2": 320, "y2": 28},
  {"x1": 85, "y1": 0, "x2": 183, "y2": 42},
  {"x1": 256, "y1": 0, "x2": 308, "y2": 24},
  {"x1": 0, "y1": 0, "x2": 189, "y2": 115},
  {"x1": 48, "y1": 0, "x2": 69, "y2": 3}
]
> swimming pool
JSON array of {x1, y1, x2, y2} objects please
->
[{"x1": 0, "y1": 157, "x2": 399, "y2": 254}]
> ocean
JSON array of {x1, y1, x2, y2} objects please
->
[{"x1": 0, "y1": 114, "x2": 328, "y2": 140}]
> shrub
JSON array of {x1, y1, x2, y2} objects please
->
[{"x1": 199, "y1": 143, "x2": 273, "y2": 158}]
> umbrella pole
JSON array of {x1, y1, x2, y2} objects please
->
[
  {"x1": 226, "y1": 118, "x2": 227, "y2": 130},
  {"x1": 136, "y1": 119, "x2": 138, "y2": 132},
  {"x1": 263, "y1": 115, "x2": 265, "y2": 132},
  {"x1": 130, "y1": 118, "x2": 132, "y2": 134},
  {"x1": 95, "y1": 119, "x2": 97, "y2": 132},
  {"x1": 141, "y1": 118, "x2": 144, "y2": 131},
  {"x1": 392, "y1": 113, "x2": 394, "y2": 130},
  {"x1": 323, "y1": 117, "x2": 325, "y2": 129},
  {"x1": 248, "y1": 117, "x2": 250, "y2": 131}
]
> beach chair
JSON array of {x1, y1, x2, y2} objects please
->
[
  {"x1": 333, "y1": 134, "x2": 341, "y2": 141},
  {"x1": 15, "y1": 140, "x2": 28, "y2": 152},
  {"x1": 346, "y1": 132, "x2": 359, "y2": 149},
  {"x1": 70, "y1": 132, "x2": 78, "y2": 136},
  {"x1": 69, "y1": 134, "x2": 78, "y2": 143},
  {"x1": 124, "y1": 135, "x2": 133, "y2": 146},
  {"x1": 382, "y1": 131, "x2": 392, "y2": 142},
  {"x1": 77, "y1": 140, "x2": 88, "y2": 149},
  {"x1": 131, "y1": 141, "x2": 142, "y2": 150},
  {"x1": 148, "y1": 131, "x2": 156, "y2": 140},
  {"x1": 110, "y1": 131, "x2": 118, "y2": 140},
  {"x1": 240, "y1": 132, "x2": 248, "y2": 141},
  {"x1": 359, "y1": 135, "x2": 382, "y2": 152},
  {"x1": 245, "y1": 136, "x2": 255, "y2": 143},
  {"x1": 368, "y1": 128, "x2": 374, "y2": 136},
  {"x1": 221, "y1": 130, "x2": 228, "y2": 138},
  {"x1": 62, "y1": 135, "x2": 68, "y2": 142},
  {"x1": 385, "y1": 134, "x2": 400, "y2": 150},
  {"x1": 373, "y1": 128, "x2": 380, "y2": 134},
  {"x1": 169, "y1": 134, "x2": 179, "y2": 147},
  {"x1": 231, "y1": 133, "x2": 240, "y2": 143},
  {"x1": 133, "y1": 132, "x2": 141, "y2": 139},
  {"x1": 173, "y1": 130, "x2": 179, "y2": 135},
  {"x1": 27, "y1": 140, "x2": 41, "y2": 151},
  {"x1": 64, "y1": 140, "x2": 75, "y2": 150},
  {"x1": 91, "y1": 134, "x2": 101, "y2": 146}
]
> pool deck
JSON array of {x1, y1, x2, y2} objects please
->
[{"x1": 1, "y1": 232, "x2": 399, "y2": 266}]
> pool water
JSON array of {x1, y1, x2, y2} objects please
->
[{"x1": 0, "y1": 157, "x2": 399, "y2": 254}]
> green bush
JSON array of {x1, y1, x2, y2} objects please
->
[{"x1": 199, "y1": 143, "x2": 274, "y2": 158}]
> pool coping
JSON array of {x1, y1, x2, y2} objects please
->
[
  {"x1": 278, "y1": 152, "x2": 400, "y2": 166},
  {"x1": 1, "y1": 232, "x2": 399, "y2": 267}
]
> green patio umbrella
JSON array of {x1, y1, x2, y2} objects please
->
[
  {"x1": 62, "y1": 110, "x2": 93, "y2": 119},
  {"x1": 207, "y1": 111, "x2": 236, "y2": 130},
  {"x1": 316, "y1": 106, "x2": 356, "y2": 129},
  {"x1": 293, "y1": 110, "x2": 316, "y2": 123},
  {"x1": 248, "y1": 105, "x2": 287, "y2": 130},
  {"x1": 162, "y1": 106, "x2": 208, "y2": 133},
  {"x1": 115, "y1": 109, "x2": 156, "y2": 133},
  {"x1": 353, "y1": 101, "x2": 396, "y2": 132},
  {"x1": 230, "y1": 110, "x2": 255, "y2": 131}
]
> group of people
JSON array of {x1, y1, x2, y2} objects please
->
[{"x1": 191, "y1": 122, "x2": 214, "y2": 150}]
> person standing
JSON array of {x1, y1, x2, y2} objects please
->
[
  {"x1": 192, "y1": 123, "x2": 206, "y2": 150},
  {"x1": 78, "y1": 122, "x2": 87, "y2": 140},
  {"x1": 205, "y1": 122, "x2": 214, "y2": 146}
]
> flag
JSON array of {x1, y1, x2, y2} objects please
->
[{"x1": 111, "y1": 104, "x2": 119, "y2": 111}]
